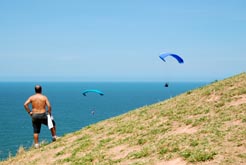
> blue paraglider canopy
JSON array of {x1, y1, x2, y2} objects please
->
[
  {"x1": 82, "y1": 89, "x2": 104, "y2": 96},
  {"x1": 159, "y1": 53, "x2": 184, "y2": 64}
]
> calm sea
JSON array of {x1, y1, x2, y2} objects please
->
[{"x1": 0, "y1": 82, "x2": 207, "y2": 160}]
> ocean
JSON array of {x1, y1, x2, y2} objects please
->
[{"x1": 0, "y1": 82, "x2": 207, "y2": 160}]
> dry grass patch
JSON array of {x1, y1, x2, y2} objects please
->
[
  {"x1": 108, "y1": 144, "x2": 142, "y2": 161},
  {"x1": 156, "y1": 157, "x2": 186, "y2": 165},
  {"x1": 227, "y1": 94, "x2": 246, "y2": 107},
  {"x1": 172, "y1": 125, "x2": 198, "y2": 134}
]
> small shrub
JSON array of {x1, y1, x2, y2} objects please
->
[
  {"x1": 215, "y1": 102, "x2": 225, "y2": 108},
  {"x1": 78, "y1": 153, "x2": 94, "y2": 163},
  {"x1": 184, "y1": 119, "x2": 193, "y2": 125},
  {"x1": 190, "y1": 140, "x2": 199, "y2": 147},
  {"x1": 237, "y1": 153, "x2": 246, "y2": 159},
  {"x1": 137, "y1": 138, "x2": 147, "y2": 145},
  {"x1": 180, "y1": 149, "x2": 216, "y2": 162},
  {"x1": 17, "y1": 145, "x2": 25, "y2": 155},
  {"x1": 159, "y1": 148, "x2": 168, "y2": 155},
  {"x1": 55, "y1": 150, "x2": 65, "y2": 157},
  {"x1": 202, "y1": 90, "x2": 211, "y2": 96},
  {"x1": 186, "y1": 91, "x2": 192, "y2": 95},
  {"x1": 130, "y1": 147, "x2": 149, "y2": 159}
]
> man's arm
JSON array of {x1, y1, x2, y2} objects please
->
[
  {"x1": 24, "y1": 97, "x2": 32, "y2": 115},
  {"x1": 45, "y1": 97, "x2": 52, "y2": 115}
]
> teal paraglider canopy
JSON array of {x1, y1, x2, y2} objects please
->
[
  {"x1": 159, "y1": 53, "x2": 184, "y2": 64},
  {"x1": 82, "y1": 89, "x2": 104, "y2": 96}
]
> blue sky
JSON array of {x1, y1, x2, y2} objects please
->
[{"x1": 0, "y1": 0, "x2": 245, "y2": 82}]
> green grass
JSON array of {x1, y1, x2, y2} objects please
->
[{"x1": 1, "y1": 72, "x2": 246, "y2": 165}]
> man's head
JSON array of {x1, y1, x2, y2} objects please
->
[{"x1": 35, "y1": 85, "x2": 42, "y2": 93}]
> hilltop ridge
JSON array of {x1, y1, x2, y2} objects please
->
[{"x1": 1, "y1": 73, "x2": 246, "y2": 165}]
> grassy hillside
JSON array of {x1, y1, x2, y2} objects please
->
[{"x1": 1, "y1": 73, "x2": 246, "y2": 165}]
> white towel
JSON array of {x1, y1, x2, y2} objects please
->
[{"x1": 47, "y1": 114, "x2": 54, "y2": 129}]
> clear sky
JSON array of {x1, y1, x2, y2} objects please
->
[{"x1": 0, "y1": 0, "x2": 245, "y2": 82}]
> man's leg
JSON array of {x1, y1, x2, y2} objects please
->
[
  {"x1": 50, "y1": 127, "x2": 56, "y2": 136},
  {"x1": 33, "y1": 133, "x2": 39, "y2": 148},
  {"x1": 51, "y1": 126, "x2": 57, "y2": 141},
  {"x1": 32, "y1": 117, "x2": 40, "y2": 148},
  {"x1": 50, "y1": 120, "x2": 57, "y2": 141}
]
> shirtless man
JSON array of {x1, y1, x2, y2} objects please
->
[{"x1": 24, "y1": 85, "x2": 57, "y2": 148}]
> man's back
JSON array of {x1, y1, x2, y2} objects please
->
[{"x1": 26, "y1": 94, "x2": 50, "y2": 114}]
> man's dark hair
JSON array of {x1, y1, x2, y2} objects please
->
[{"x1": 35, "y1": 85, "x2": 42, "y2": 93}]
